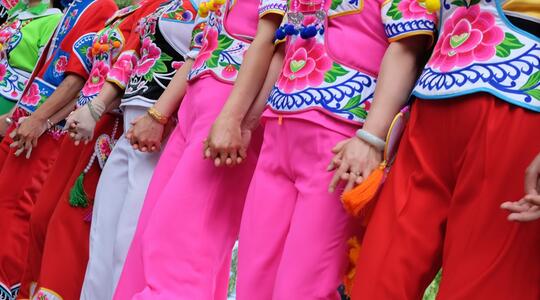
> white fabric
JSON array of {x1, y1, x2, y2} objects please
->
[{"x1": 81, "y1": 106, "x2": 162, "y2": 300}]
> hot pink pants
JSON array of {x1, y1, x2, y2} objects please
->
[
  {"x1": 114, "y1": 76, "x2": 261, "y2": 300},
  {"x1": 236, "y1": 114, "x2": 360, "y2": 300}
]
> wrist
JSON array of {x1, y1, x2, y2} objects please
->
[
  {"x1": 355, "y1": 129, "x2": 385, "y2": 152},
  {"x1": 147, "y1": 106, "x2": 168, "y2": 125}
]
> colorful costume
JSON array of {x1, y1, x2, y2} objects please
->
[
  {"x1": 0, "y1": 0, "x2": 17, "y2": 25},
  {"x1": 80, "y1": 1, "x2": 198, "y2": 298},
  {"x1": 16, "y1": 4, "x2": 155, "y2": 299},
  {"x1": 0, "y1": 0, "x2": 116, "y2": 298},
  {"x1": 235, "y1": 0, "x2": 436, "y2": 298},
  {"x1": 112, "y1": 0, "x2": 289, "y2": 297},
  {"x1": 352, "y1": 1, "x2": 540, "y2": 299},
  {"x1": 0, "y1": 4, "x2": 62, "y2": 115}
]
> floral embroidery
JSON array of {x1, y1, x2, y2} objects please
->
[
  {"x1": 0, "y1": 64, "x2": 6, "y2": 81},
  {"x1": 134, "y1": 37, "x2": 165, "y2": 80},
  {"x1": 277, "y1": 38, "x2": 332, "y2": 93},
  {"x1": 428, "y1": 5, "x2": 504, "y2": 72},
  {"x1": 81, "y1": 60, "x2": 109, "y2": 96},
  {"x1": 108, "y1": 51, "x2": 138, "y2": 88},
  {"x1": 54, "y1": 55, "x2": 68, "y2": 74},
  {"x1": 221, "y1": 64, "x2": 237, "y2": 78},
  {"x1": 398, "y1": 0, "x2": 437, "y2": 22},
  {"x1": 193, "y1": 27, "x2": 218, "y2": 68},
  {"x1": 172, "y1": 61, "x2": 184, "y2": 69},
  {"x1": 21, "y1": 82, "x2": 41, "y2": 105}
]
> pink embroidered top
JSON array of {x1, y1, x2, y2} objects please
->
[
  {"x1": 187, "y1": 0, "x2": 288, "y2": 83},
  {"x1": 264, "y1": 0, "x2": 437, "y2": 129}
]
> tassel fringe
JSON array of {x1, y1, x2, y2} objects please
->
[
  {"x1": 69, "y1": 173, "x2": 89, "y2": 208},
  {"x1": 341, "y1": 163, "x2": 386, "y2": 216}
]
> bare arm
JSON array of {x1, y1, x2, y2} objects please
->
[
  {"x1": 65, "y1": 81, "x2": 124, "y2": 144},
  {"x1": 126, "y1": 59, "x2": 194, "y2": 152},
  {"x1": 329, "y1": 36, "x2": 431, "y2": 192},
  {"x1": 32, "y1": 74, "x2": 85, "y2": 123},
  {"x1": 241, "y1": 43, "x2": 285, "y2": 131},
  {"x1": 204, "y1": 14, "x2": 283, "y2": 166}
]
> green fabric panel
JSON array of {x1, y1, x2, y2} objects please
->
[
  {"x1": 0, "y1": 96, "x2": 16, "y2": 115},
  {"x1": 9, "y1": 13, "x2": 62, "y2": 72}
]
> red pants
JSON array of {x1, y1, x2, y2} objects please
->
[
  {"x1": 0, "y1": 127, "x2": 62, "y2": 299},
  {"x1": 352, "y1": 93, "x2": 540, "y2": 300},
  {"x1": 18, "y1": 115, "x2": 121, "y2": 300}
]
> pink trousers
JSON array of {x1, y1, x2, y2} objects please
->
[
  {"x1": 114, "y1": 76, "x2": 262, "y2": 300},
  {"x1": 236, "y1": 115, "x2": 359, "y2": 300}
]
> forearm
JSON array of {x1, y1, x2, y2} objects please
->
[
  {"x1": 220, "y1": 15, "x2": 282, "y2": 123},
  {"x1": 362, "y1": 36, "x2": 430, "y2": 139},
  {"x1": 93, "y1": 81, "x2": 124, "y2": 110},
  {"x1": 153, "y1": 59, "x2": 194, "y2": 117},
  {"x1": 49, "y1": 99, "x2": 76, "y2": 124},
  {"x1": 242, "y1": 44, "x2": 284, "y2": 130},
  {"x1": 31, "y1": 74, "x2": 85, "y2": 122}
]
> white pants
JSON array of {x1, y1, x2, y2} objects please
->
[{"x1": 81, "y1": 106, "x2": 161, "y2": 300}]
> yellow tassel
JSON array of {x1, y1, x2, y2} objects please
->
[
  {"x1": 341, "y1": 163, "x2": 385, "y2": 216},
  {"x1": 343, "y1": 236, "x2": 361, "y2": 296}
]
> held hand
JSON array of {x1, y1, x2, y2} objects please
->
[
  {"x1": 328, "y1": 137, "x2": 382, "y2": 193},
  {"x1": 500, "y1": 153, "x2": 540, "y2": 222},
  {"x1": 65, "y1": 105, "x2": 98, "y2": 145},
  {"x1": 203, "y1": 115, "x2": 247, "y2": 167},
  {"x1": 9, "y1": 116, "x2": 48, "y2": 159},
  {"x1": 126, "y1": 114, "x2": 165, "y2": 152},
  {"x1": 0, "y1": 115, "x2": 11, "y2": 138},
  {"x1": 501, "y1": 196, "x2": 540, "y2": 222}
]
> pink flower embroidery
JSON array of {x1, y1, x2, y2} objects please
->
[
  {"x1": 428, "y1": 5, "x2": 504, "y2": 72},
  {"x1": 221, "y1": 64, "x2": 238, "y2": 79},
  {"x1": 0, "y1": 64, "x2": 6, "y2": 82},
  {"x1": 134, "y1": 38, "x2": 161, "y2": 76},
  {"x1": 172, "y1": 61, "x2": 184, "y2": 70},
  {"x1": 82, "y1": 60, "x2": 110, "y2": 96},
  {"x1": 3, "y1": 0, "x2": 19, "y2": 9},
  {"x1": 21, "y1": 82, "x2": 41, "y2": 106},
  {"x1": 277, "y1": 38, "x2": 332, "y2": 93},
  {"x1": 55, "y1": 56, "x2": 68, "y2": 74},
  {"x1": 398, "y1": 0, "x2": 437, "y2": 22},
  {"x1": 108, "y1": 51, "x2": 138, "y2": 88},
  {"x1": 193, "y1": 27, "x2": 219, "y2": 69}
]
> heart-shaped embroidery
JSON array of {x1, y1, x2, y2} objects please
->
[
  {"x1": 94, "y1": 134, "x2": 113, "y2": 169},
  {"x1": 290, "y1": 59, "x2": 306, "y2": 73},
  {"x1": 450, "y1": 32, "x2": 470, "y2": 49}
]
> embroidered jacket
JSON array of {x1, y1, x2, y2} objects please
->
[
  {"x1": 187, "y1": 0, "x2": 287, "y2": 82},
  {"x1": 17, "y1": 0, "x2": 117, "y2": 114},
  {"x1": 266, "y1": 0, "x2": 437, "y2": 125},
  {"x1": 413, "y1": 0, "x2": 540, "y2": 112},
  {"x1": 107, "y1": 0, "x2": 198, "y2": 108}
]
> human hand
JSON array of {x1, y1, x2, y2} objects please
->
[
  {"x1": 203, "y1": 114, "x2": 251, "y2": 167},
  {"x1": 126, "y1": 113, "x2": 165, "y2": 152},
  {"x1": 328, "y1": 137, "x2": 382, "y2": 193},
  {"x1": 0, "y1": 114, "x2": 11, "y2": 137},
  {"x1": 501, "y1": 196, "x2": 540, "y2": 222},
  {"x1": 500, "y1": 153, "x2": 540, "y2": 222},
  {"x1": 65, "y1": 102, "x2": 105, "y2": 145},
  {"x1": 9, "y1": 116, "x2": 48, "y2": 159}
]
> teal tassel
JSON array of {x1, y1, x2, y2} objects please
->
[{"x1": 69, "y1": 173, "x2": 89, "y2": 208}]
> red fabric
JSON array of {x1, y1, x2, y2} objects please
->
[
  {"x1": 0, "y1": 1, "x2": 116, "y2": 291},
  {"x1": 0, "y1": 131, "x2": 62, "y2": 290},
  {"x1": 351, "y1": 93, "x2": 540, "y2": 300},
  {"x1": 23, "y1": 115, "x2": 122, "y2": 300}
]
